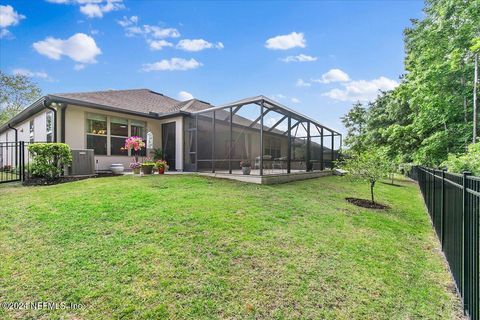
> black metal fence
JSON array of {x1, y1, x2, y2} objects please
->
[
  {"x1": 0, "y1": 141, "x2": 25, "y2": 183},
  {"x1": 409, "y1": 166, "x2": 479, "y2": 320}
]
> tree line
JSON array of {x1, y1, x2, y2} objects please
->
[{"x1": 341, "y1": 0, "x2": 479, "y2": 174}]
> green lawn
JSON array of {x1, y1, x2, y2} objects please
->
[{"x1": 0, "y1": 175, "x2": 462, "y2": 319}]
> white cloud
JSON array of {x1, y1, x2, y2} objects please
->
[
  {"x1": 323, "y1": 76, "x2": 399, "y2": 102},
  {"x1": 12, "y1": 68, "x2": 49, "y2": 79},
  {"x1": 74, "y1": 64, "x2": 85, "y2": 71},
  {"x1": 265, "y1": 32, "x2": 306, "y2": 50},
  {"x1": 178, "y1": 91, "x2": 194, "y2": 101},
  {"x1": 272, "y1": 94, "x2": 286, "y2": 100},
  {"x1": 142, "y1": 58, "x2": 202, "y2": 72},
  {"x1": 176, "y1": 39, "x2": 224, "y2": 52},
  {"x1": 296, "y1": 79, "x2": 311, "y2": 87},
  {"x1": 48, "y1": 0, "x2": 124, "y2": 18},
  {"x1": 312, "y1": 68, "x2": 350, "y2": 84},
  {"x1": 281, "y1": 54, "x2": 317, "y2": 63},
  {"x1": 33, "y1": 33, "x2": 101, "y2": 64},
  {"x1": 291, "y1": 97, "x2": 301, "y2": 104},
  {"x1": 117, "y1": 15, "x2": 137, "y2": 27},
  {"x1": 0, "y1": 5, "x2": 25, "y2": 38},
  {"x1": 148, "y1": 40, "x2": 173, "y2": 50},
  {"x1": 117, "y1": 16, "x2": 180, "y2": 45},
  {"x1": 80, "y1": 3, "x2": 103, "y2": 17},
  {"x1": 143, "y1": 25, "x2": 180, "y2": 39}
]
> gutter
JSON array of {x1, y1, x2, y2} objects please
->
[
  {"x1": 61, "y1": 104, "x2": 67, "y2": 143},
  {"x1": 7, "y1": 123, "x2": 18, "y2": 144}
]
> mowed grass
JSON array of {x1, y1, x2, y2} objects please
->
[{"x1": 0, "y1": 175, "x2": 462, "y2": 319}]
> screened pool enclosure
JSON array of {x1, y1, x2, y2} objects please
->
[{"x1": 183, "y1": 96, "x2": 341, "y2": 176}]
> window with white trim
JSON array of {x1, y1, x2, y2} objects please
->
[
  {"x1": 46, "y1": 111, "x2": 53, "y2": 142},
  {"x1": 85, "y1": 113, "x2": 147, "y2": 156},
  {"x1": 110, "y1": 117, "x2": 128, "y2": 156},
  {"x1": 29, "y1": 120, "x2": 34, "y2": 143},
  {"x1": 86, "y1": 114, "x2": 107, "y2": 155}
]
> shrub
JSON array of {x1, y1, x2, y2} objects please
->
[
  {"x1": 28, "y1": 143, "x2": 72, "y2": 180},
  {"x1": 441, "y1": 143, "x2": 480, "y2": 175}
]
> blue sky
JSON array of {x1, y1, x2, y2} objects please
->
[{"x1": 0, "y1": 0, "x2": 424, "y2": 134}]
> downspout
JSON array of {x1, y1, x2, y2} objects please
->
[
  {"x1": 43, "y1": 98, "x2": 57, "y2": 143},
  {"x1": 61, "y1": 104, "x2": 68, "y2": 143},
  {"x1": 7, "y1": 124, "x2": 18, "y2": 169}
]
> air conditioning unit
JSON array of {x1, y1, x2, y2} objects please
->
[{"x1": 69, "y1": 149, "x2": 95, "y2": 175}]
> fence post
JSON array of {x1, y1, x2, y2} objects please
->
[
  {"x1": 441, "y1": 169, "x2": 445, "y2": 249},
  {"x1": 462, "y1": 171, "x2": 471, "y2": 312},
  {"x1": 20, "y1": 141, "x2": 25, "y2": 182}
]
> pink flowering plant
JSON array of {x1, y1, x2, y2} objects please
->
[{"x1": 123, "y1": 136, "x2": 145, "y2": 162}]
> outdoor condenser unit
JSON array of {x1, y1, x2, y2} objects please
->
[{"x1": 69, "y1": 149, "x2": 95, "y2": 175}]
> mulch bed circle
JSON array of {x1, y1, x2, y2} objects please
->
[{"x1": 345, "y1": 197, "x2": 389, "y2": 210}]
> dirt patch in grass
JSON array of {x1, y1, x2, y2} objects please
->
[{"x1": 346, "y1": 197, "x2": 389, "y2": 210}]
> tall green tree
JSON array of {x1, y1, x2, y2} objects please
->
[
  {"x1": 342, "y1": 0, "x2": 480, "y2": 167},
  {"x1": 0, "y1": 70, "x2": 42, "y2": 126}
]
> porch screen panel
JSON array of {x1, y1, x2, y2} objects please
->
[
  {"x1": 183, "y1": 116, "x2": 196, "y2": 171},
  {"x1": 321, "y1": 131, "x2": 334, "y2": 169},
  {"x1": 209, "y1": 108, "x2": 228, "y2": 172},
  {"x1": 290, "y1": 120, "x2": 307, "y2": 172},
  {"x1": 196, "y1": 111, "x2": 213, "y2": 172},
  {"x1": 231, "y1": 104, "x2": 262, "y2": 175},
  {"x1": 262, "y1": 109, "x2": 289, "y2": 175},
  {"x1": 310, "y1": 125, "x2": 323, "y2": 171}
]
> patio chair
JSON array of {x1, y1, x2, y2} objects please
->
[
  {"x1": 254, "y1": 155, "x2": 272, "y2": 172},
  {"x1": 273, "y1": 157, "x2": 287, "y2": 173}
]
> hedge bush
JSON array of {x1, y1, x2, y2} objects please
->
[
  {"x1": 28, "y1": 143, "x2": 72, "y2": 179},
  {"x1": 442, "y1": 143, "x2": 480, "y2": 176}
]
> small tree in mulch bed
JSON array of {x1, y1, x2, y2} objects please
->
[{"x1": 338, "y1": 148, "x2": 390, "y2": 208}]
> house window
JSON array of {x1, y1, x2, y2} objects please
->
[
  {"x1": 110, "y1": 117, "x2": 128, "y2": 156},
  {"x1": 46, "y1": 111, "x2": 53, "y2": 142},
  {"x1": 86, "y1": 114, "x2": 107, "y2": 155},
  {"x1": 86, "y1": 113, "x2": 147, "y2": 156},
  {"x1": 29, "y1": 120, "x2": 34, "y2": 143}
]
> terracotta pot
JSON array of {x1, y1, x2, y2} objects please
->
[{"x1": 158, "y1": 167, "x2": 165, "y2": 174}]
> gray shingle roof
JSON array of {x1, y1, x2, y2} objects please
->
[
  {"x1": 50, "y1": 89, "x2": 182, "y2": 115},
  {"x1": 169, "y1": 99, "x2": 213, "y2": 113}
]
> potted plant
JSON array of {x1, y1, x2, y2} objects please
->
[
  {"x1": 123, "y1": 136, "x2": 146, "y2": 162},
  {"x1": 129, "y1": 161, "x2": 142, "y2": 174},
  {"x1": 150, "y1": 148, "x2": 164, "y2": 161},
  {"x1": 155, "y1": 160, "x2": 168, "y2": 174},
  {"x1": 141, "y1": 158, "x2": 156, "y2": 175},
  {"x1": 240, "y1": 160, "x2": 251, "y2": 175}
]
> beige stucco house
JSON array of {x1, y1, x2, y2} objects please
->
[{"x1": 0, "y1": 89, "x2": 341, "y2": 175}]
